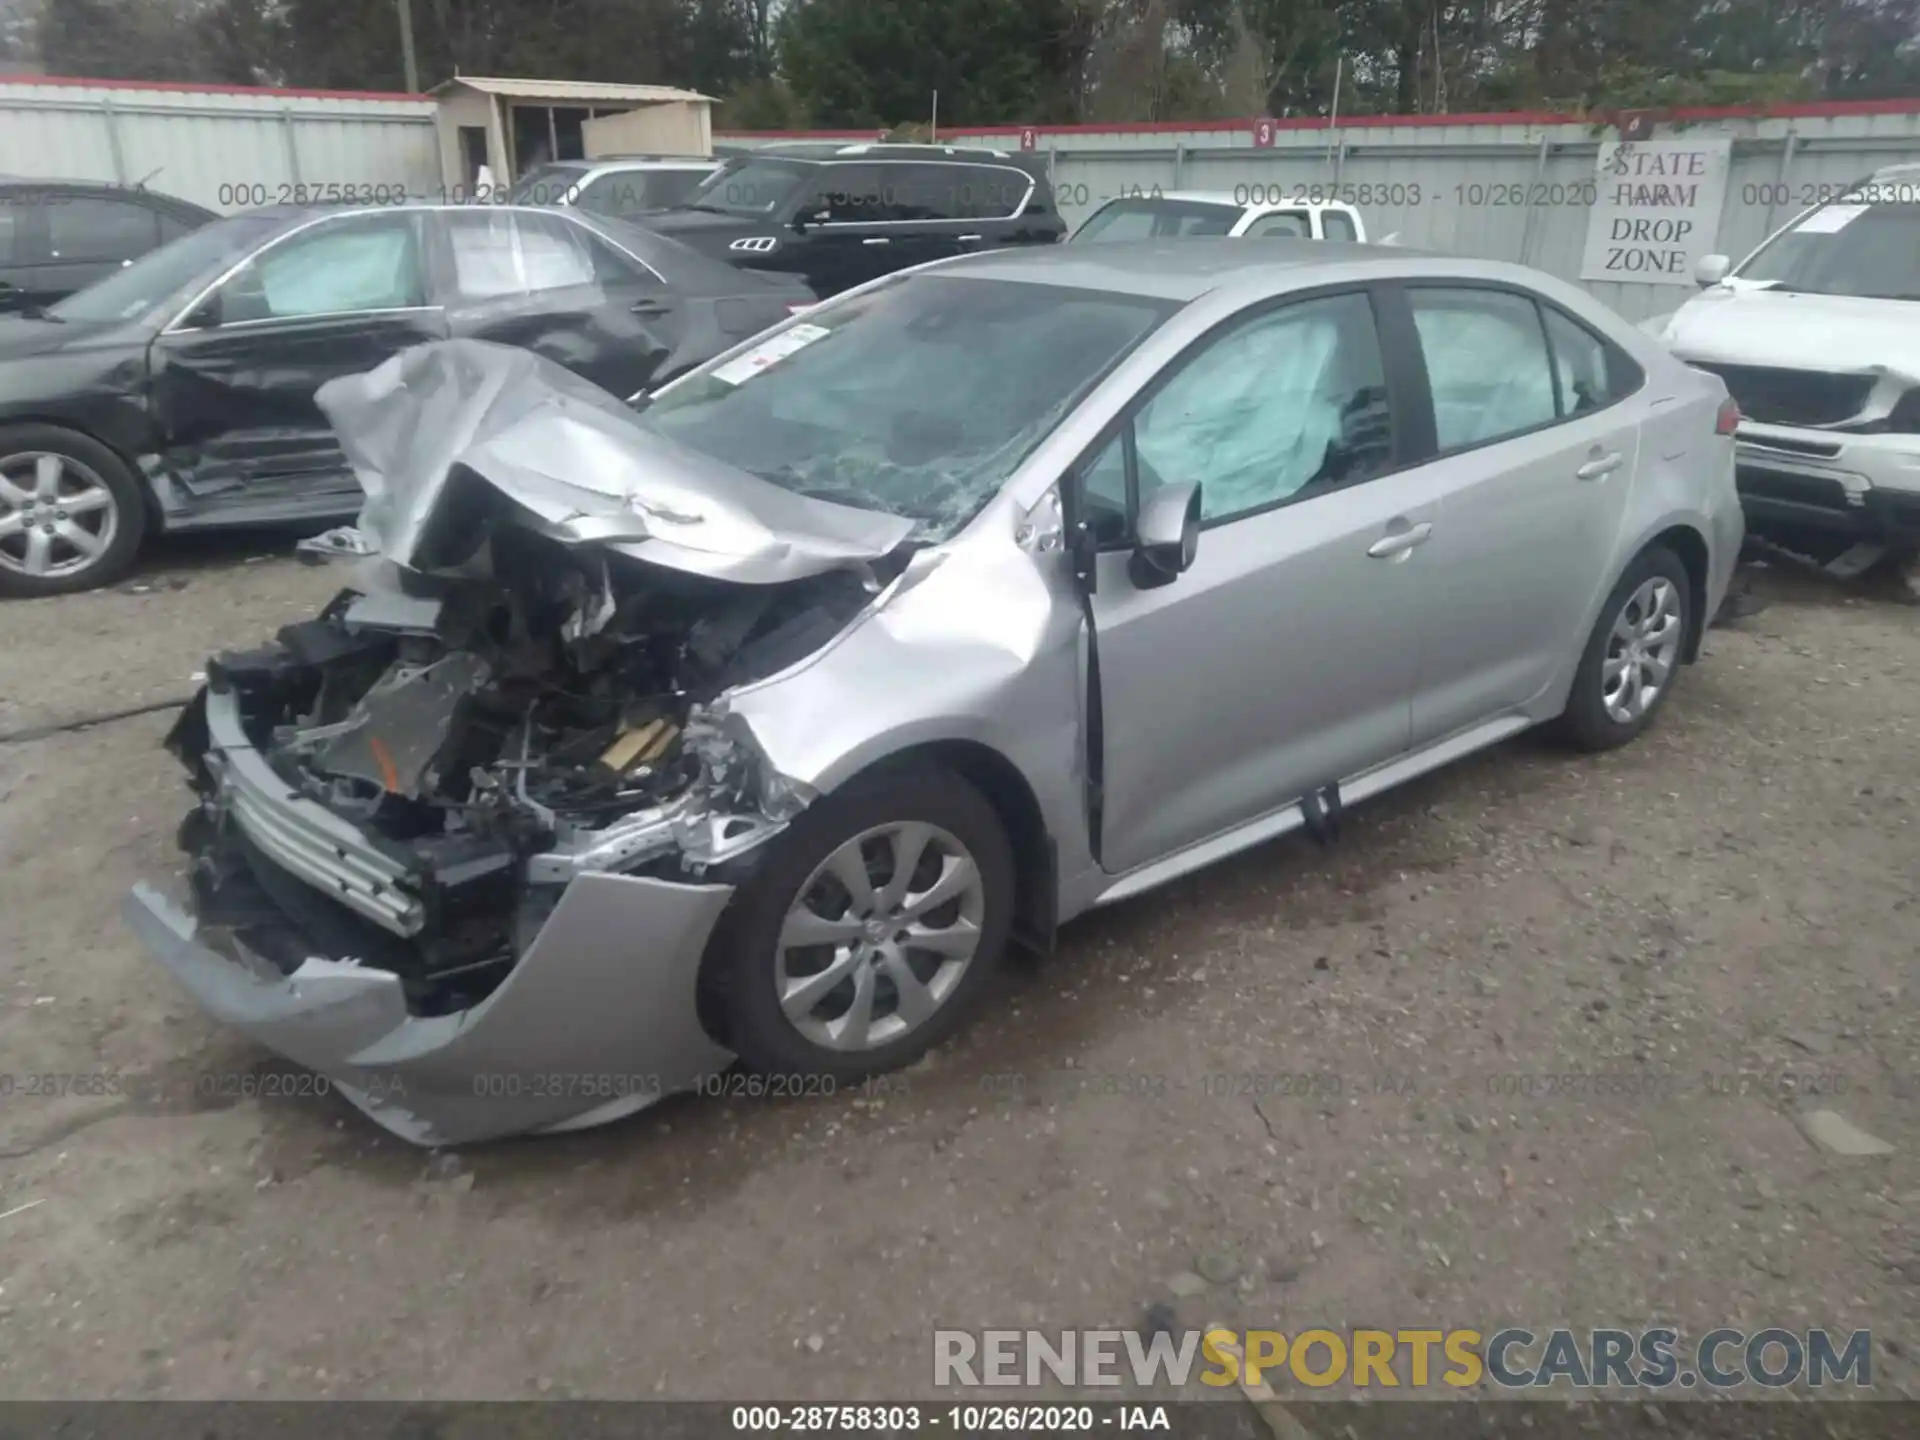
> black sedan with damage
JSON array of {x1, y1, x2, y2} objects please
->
[{"x1": 0, "y1": 202, "x2": 814, "y2": 598}]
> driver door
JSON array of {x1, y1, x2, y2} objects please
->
[
  {"x1": 147, "y1": 210, "x2": 447, "y2": 511},
  {"x1": 1078, "y1": 290, "x2": 1438, "y2": 875}
]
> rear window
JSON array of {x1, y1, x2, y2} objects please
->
[
  {"x1": 505, "y1": 163, "x2": 594, "y2": 207},
  {"x1": 1072, "y1": 198, "x2": 1238, "y2": 243}
]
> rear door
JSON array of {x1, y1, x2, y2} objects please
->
[
  {"x1": 147, "y1": 210, "x2": 446, "y2": 512},
  {"x1": 945, "y1": 162, "x2": 1049, "y2": 252},
  {"x1": 1389, "y1": 283, "x2": 1643, "y2": 744},
  {"x1": 786, "y1": 164, "x2": 905, "y2": 296},
  {"x1": 877, "y1": 162, "x2": 968, "y2": 268},
  {"x1": 437, "y1": 208, "x2": 687, "y2": 400}
]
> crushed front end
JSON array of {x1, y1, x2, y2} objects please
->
[{"x1": 126, "y1": 525, "x2": 886, "y2": 1145}]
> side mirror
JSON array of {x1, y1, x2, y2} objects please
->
[
  {"x1": 1694, "y1": 253, "x2": 1730, "y2": 288},
  {"x1": 792, "y1": 208, "x2": 828, "y2": 233},
  {"x1": 1129, "y1": 481, "x2": 1201, "y2": 590}
]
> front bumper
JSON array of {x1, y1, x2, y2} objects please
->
[
  {"x1": 122, "y1": 869, "x2": 737, "y2": 1146},
  {"x1": 1733, "y1": 422, "x2": 1920, "y2": 543}
]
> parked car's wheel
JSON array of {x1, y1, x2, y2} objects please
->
[
  {"x1": 1555, "y1": 545, "x2": 1692, "y2": 751},
  {"x1": 0, "y1": 425, "x2": 146, "y2": 598},
  {"x1": 711, "y1": 764, "x2": 1014, "y2": 1081}
]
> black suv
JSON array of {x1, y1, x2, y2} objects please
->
[
  {"x1": 642, "y1": 144, "x2": 1065, "y2": 297},
  {"x1": 1, "y1": 179, "x2": 216, "y2": 313}
]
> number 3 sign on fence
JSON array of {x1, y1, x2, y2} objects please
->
[{"x1": 1253, "y1": 118, "x2": 1276, "y2": 149}]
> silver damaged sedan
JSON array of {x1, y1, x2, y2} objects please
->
[{"x1": 123, "y1": 241, "x2": 1744, "y2": 1144}]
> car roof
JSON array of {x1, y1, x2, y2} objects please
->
[
  {"x1": 541, "y1": 156, "x2": 718, "y2": 170},
  {"x1": 743, "y1": 143, "x2": 1023, "y2": 164},
  {"x1": 930, "y1": 237, "x2": 1441, "y2": 300}
]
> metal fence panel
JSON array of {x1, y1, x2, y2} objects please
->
[
  {"x1": 908, "y1": 110, "x2": 1920, "y2": 321},
  {"x1": 0, "y1": 82, "x2": 441, "y2": 212}
]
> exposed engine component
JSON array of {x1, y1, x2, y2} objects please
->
[{"x1": 173, "y1": 523, "x2": 884, "y2": 1015}]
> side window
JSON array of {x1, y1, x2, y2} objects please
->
[
  {"x1": 646, "y1": 169, "x2": 711, "y2": 209},
  {"x1": 575, "y1": 171, "x2": 646, "y2": 218},
  {"x1": 889, "y1": 165, "x2": 954, "y2": 222},
  {"x1": 1321, "y1": 211, "x2": 1358, "y2": 242},
  {"x1": 216, "y1": 214, "x2": 425, "y2": 322},
  {"x1": 1541, "y1": 305, "x2": 1626, "y2": 416},
  {"x1": 46, "y1": 197, "x2": 160, "y2": 263},
  {"x1": 803, "y1": 165, "x2": 887, "y2": 224},
  {"x1": 445, "y1": 211, "x2": 612, "y2": 299},
  {"x1": 962, "y1": 165, "x2": 1030, "y2": 220},
  {"x1": 1408, "y1": 288, "x2": 1557, "y2": 450},
  {"x1": 0, "y1": 203, "x2": 19, "y2": 265},
  {"x1": 1244, "y1": 210, "x2": 1310, "y2": 238},
  {"x1": 1133, "y1": 291, "x2": 1392, "y2": 524},
  {"x1": 1164, "y1": 205, "x2": 1236, "y2": 237}
]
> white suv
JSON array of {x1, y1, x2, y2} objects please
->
[
  {"x1": 1069, "y1": 189, "x2": 1367, "y2": 244},
  {"x1": 1645, "y1": 163, "x2": 1920, "y2": 546},
  {"x1": 505, "y1": 156, "x2": 723, "y2": 221}
]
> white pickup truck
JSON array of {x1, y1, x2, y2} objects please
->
[{"x1": 1068, "y1": 189, "x2": 1369, "y2": 243}]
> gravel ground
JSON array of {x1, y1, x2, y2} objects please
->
[{"x1": 1, "y1": 537, "x2": 1916, "y2": 1404}]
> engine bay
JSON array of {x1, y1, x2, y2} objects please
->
[{"x1": 170, "y1": 524, "x2": 886, "y2": 1014}]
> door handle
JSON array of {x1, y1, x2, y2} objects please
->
[
  {"x1": 957, "y1": 234, "x2": 983, "y2": 243},
  {"x1": 630, "y1": 298, "x2": 672, "y2": 317},
  {"x1": 1366, "y1": 521, "x2": 1432, "y2": 559},
  {"x1": 1576, "y1": 451, "x2": 1623, "y2": 481},
  {"x1": 862, "y1": 237, "x2": 891, "y2": 246}
]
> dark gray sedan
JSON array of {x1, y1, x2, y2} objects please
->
[{"x1": 0, "y1": 202, "x2": 814, "y2": 597}]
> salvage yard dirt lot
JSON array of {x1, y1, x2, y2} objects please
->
[{"x1": 1, "y1": 540, "x2": 1918, "y2": 1402}]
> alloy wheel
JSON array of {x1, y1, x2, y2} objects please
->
[
  {"x1": 1602, "y1": 576, "x2": 1683, "y2": 724},
  {"x1": 775, "y1": 821, "x2": 987, "y2": 1053},
  {"x1": 0, "y1": 451, "x2": 119, "y2": 582}
]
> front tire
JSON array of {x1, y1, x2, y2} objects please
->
[
  {"x1": 1555, "y1": 546, "x2": 1691, "y2": 751},
  {"x1": 710, "y1": 764, "x2": 1014, "y2": 1082},
  {"x1": 0, "y1": 425, "x2": 147, "y2": 598}
]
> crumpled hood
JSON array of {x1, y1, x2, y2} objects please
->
[
  {"x1": 1663, "y1": 287, "x2": 1920, "y2": 377},
  {"x1": 314, "y1": 339, "x2": 916, "y2": 584}
]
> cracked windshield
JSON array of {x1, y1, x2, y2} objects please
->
[{"x1": 635, "y1": 275, "x2": 1174, "y2": 537}]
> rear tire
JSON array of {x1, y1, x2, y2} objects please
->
[
  {"x1": 1554, "y1": 545, "x2": 1692, "y2": 752},
  {"x1": 709, "y1": 763, "x2": 1014, "y2": 1083},
  {"x1": 0, "y1": 424, "x2": 147, "y2": 598}
]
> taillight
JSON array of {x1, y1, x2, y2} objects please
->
[{"x1": 1715, "y1": 396, "x2": 1740, "y2": 435}]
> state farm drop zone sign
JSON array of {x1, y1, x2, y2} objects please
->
[{"x1": 1579, "y1": 137, "x2": 1733, "y2": 286}]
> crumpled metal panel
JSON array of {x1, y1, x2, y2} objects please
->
[
  {"x1": 314, "y1": 338, "x2": 917, "y2": 584},
  {"x1": 315, "y1": 652, "x2": 488, "y2": 799},
  {"x1": 122, "y1": 870, "x2": 737, "y2": 1147}
]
